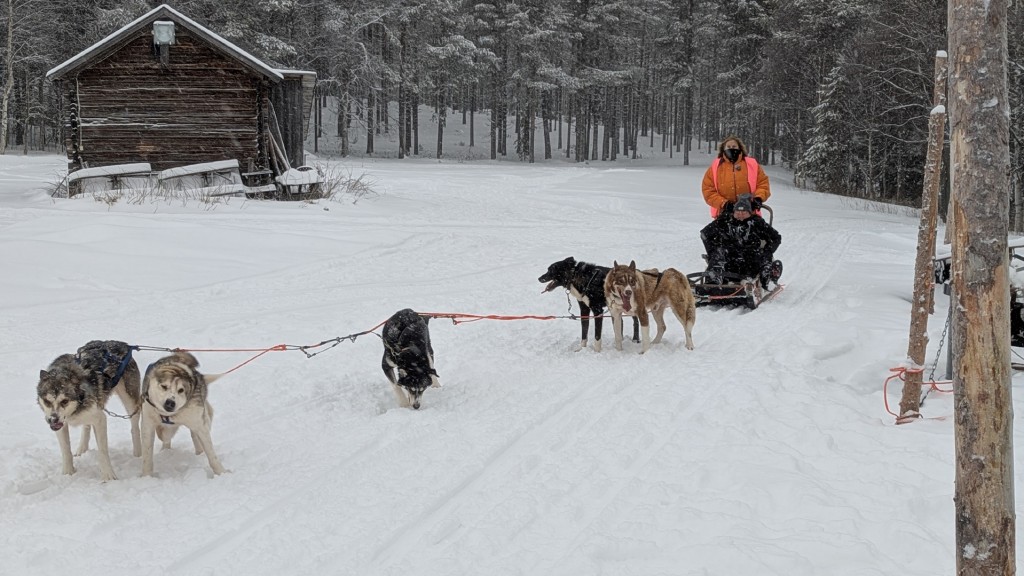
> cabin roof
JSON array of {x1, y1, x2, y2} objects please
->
[{"x1": 46, "y1": 4, "x2": 284, "y2": 82}]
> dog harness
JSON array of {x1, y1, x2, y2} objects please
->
[
  {"x1": 578, "y1": 265, "x2": 602, "y2": 294},
  {"x1": 641, "y1": 269, "x2": 665, "y2": 290},
  {"x1": 76, "y1": 345, "x2": 136, "y2": 391}
]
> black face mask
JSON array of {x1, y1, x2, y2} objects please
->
[{"x1": 724, "y1": 148, "x2": 741, "y2": 163}]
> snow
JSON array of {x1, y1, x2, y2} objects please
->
[
  {"x1": 1, "y1": 148, "x2": 1023, "y2": 576},
  {"x1": 158, "y1": 159, "x2": 240, "y2": 179},
  {"x1": 276, "y1": 165, "x2": 323, "y2": 185},
  {"x1": 67, "y1": 163, "x2": 152, "y2": 181}
]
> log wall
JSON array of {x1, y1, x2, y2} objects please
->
[{"x1": 62, "y1": 30, "x2": 270, "y2": 172}]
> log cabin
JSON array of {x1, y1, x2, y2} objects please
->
[{"x1": 46, "y1": 4, "x2": 314, "y2": 188}]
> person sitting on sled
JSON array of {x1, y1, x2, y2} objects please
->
[
  {"x1": 701, "y1": 136, "x2": 771, "y2": 219},
  {"x1": 700, "y1": 193, "x2": 782, "y2": 288}
]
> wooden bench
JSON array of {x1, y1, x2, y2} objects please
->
[
  {"x1": 158, "y1": 159, "x2": 247, "y2": 197},
  {"x1": 66, "y1": 163, "x2": 153, "y2": 197}
]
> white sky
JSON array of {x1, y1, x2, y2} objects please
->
[{"x1": 0, "y1": 134, "x2": 1021, "y2": 575}]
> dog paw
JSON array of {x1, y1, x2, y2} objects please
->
[{"x1": 100, "y1": 471, "x2": 117, "y2": 482}]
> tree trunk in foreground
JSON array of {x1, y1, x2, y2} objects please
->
[
  {"x1": 898, "y1": 52, "x2": 948, "y2": 422},
  {"x1": 949, "y1": 0, "x2": 1015, "y2": 574}
]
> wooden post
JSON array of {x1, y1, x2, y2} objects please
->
[
  {"x1": 898, "y1": 52, "x2": 948, "y2": 422},
  {"x1": 949, "y1": 0, "x2": 1015, "y2": 573}
]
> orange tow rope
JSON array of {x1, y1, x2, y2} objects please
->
[
  {"x1": 882, "y1": 366, "x2": 953, "y2": 423},
  {"x1": 421, "y1": 312, "x2": 562, "y2": 324}
]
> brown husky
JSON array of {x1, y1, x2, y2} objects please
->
[{"x1": 603, "y1": 260, "x2": 696, "y2": 354}]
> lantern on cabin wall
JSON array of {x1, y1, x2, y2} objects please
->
[{"x1": 152, "y1": 21, "x2": 175, "y2": 65}]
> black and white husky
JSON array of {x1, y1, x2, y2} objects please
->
[
  {"x1": 381, "y1": 309, "x2": 440, "y2": 410},
  {"x1": 539, "y1": 256, "x2": 640, "y2": 351},
  {"x1": 36, "y1": 340, "x2": 142, "y2": 481}
]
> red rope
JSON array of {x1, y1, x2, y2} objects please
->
[
  {"x1": 421, "y1": 312, "x2": 562, "y2": 324},
  {"x1": 136, "y1": 311, "x2": 586, "y2": 375},
  {"x1": 168, "y1": 344, "x2": 289, "y2": 375},
  {"x1": 882, "y1": 366, "x2": 953, "y2": 423}
]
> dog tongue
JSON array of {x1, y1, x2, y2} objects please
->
[
  {"x1": 619, "y1": 290, "x2": 631, "y2": 312},
  {"x1": 542, "y1": 280, "x2": 559, "y2": 293},
  {"x1": 49, "y1": 421, "x2": 63, "y2": 431}
]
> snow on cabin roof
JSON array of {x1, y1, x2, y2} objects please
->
[{"x1": 46, "y1": 4, "x2": 284, "y2": 82}]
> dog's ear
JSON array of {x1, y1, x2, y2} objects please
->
[
  {"x1": 565, "y1": 256, "x2": 576, "y2": 265},
  {"x1": 629, "y1": 260, "x2": 637, "y2": 271},
  {"x1": 613, "y1": 260, "x2": 619, "y2": 267},
  {"x1": 39, "y1": 369, "x2": 48, "y2": 380}
]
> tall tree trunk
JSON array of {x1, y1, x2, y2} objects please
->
[
  {"x1": 469, "y1": 86, "x2": 475, "y2": 148},
  {"x1": 413, "y1": 92, "x2": 419, "y2": 155},
  {"x1": 542, "y1": 91, "x2": 551, "y2": 160},
  {"x1": 899, "y1": 52, "x2": 948, "y2": 422},
  {"x1": 0, "y1": 0, "x2": 15, "y2": 155},
  {"x1": 365, "y1": 92, "x2": 375, "y2": 155},
  {"x1": 949, "y1": 1, "x2": 1015, "y2": 574},
  {"x1": 398, "y1": 85, "x2": 406, "y2": 160},
  {"x1": 436, "y1": 92, "x2": 444, "y2": 159},
  {"x1": 490, "y1": 86, "x2": 497, "y2": 160}
]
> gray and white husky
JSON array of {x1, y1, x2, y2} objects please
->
[
  {"x1": 141, "y1": 351, "x2": 227, "y2": 476},
  {"x1": 36, "y1": 340, "x2": 142, "y2": 481}
]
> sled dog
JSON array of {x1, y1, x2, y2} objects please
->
[
  {"x1": 604, "y1": 260, "x2": 697, "y2": 354},
  {"x1": 141, "y1": 351, "x2": 226, "y2": 476},
  {"x1": 36, "y1": 340, "x2": 142, "y2": 481},
  {"x1": 381, "y1": 308, "x2": 440, "y2": 410},
  {"x1": 538, "y1": 256, "x2": 640, "y2": 352}
]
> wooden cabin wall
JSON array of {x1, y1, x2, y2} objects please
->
[
  {"x1": 271, "y1": 77, "x2": 306, "y2": 168},
  {"x1": 65, "y1": 30, "x2": 269, "y2": 172}
]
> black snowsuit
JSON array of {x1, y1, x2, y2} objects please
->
[{"x1": 700, "y1": 212, "x2": 781, "y2": 284}]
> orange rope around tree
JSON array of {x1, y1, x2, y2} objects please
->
[{"x1": 882, "y1": 366, "x2": 953, "y2": 423}]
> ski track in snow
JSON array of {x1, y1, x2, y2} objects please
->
[{"x1": 0, "y1": 156, "x2": 975, "y2": 575}]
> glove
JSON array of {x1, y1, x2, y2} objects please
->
[
  {"x1": 721, "y1": 201, "x2": 734, "y2": 215},
  {"x1": 751, "y1": 196, "x2": 763, "y2": 210}
]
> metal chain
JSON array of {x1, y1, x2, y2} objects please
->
[
  {"x1": 104, "y1": 406, "x2": 140, "y2": 420},
  {"x1": 926, "y1": 311, "x2": 951, "y2": 382}
]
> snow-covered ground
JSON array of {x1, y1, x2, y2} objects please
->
[{"x1": 0, "y1": 146, "x2": 1019, "y2": 576}]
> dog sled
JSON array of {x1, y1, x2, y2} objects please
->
[
  {"x1": 687, "y1": 204, "x2": 783, "y2": 310},
  {"x1": 687, "y1": 270, "x2": 783, "y2": 310},
  {"x1": 934, "y1": 237, "x2": 1024, "y2": 347}
]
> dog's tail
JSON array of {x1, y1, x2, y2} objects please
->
[{"x1": 171, "y1": 352, "x2": 224, "y2": 384}]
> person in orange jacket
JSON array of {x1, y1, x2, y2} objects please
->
[{"x1": 701, "y1": 136, "x2": 770, "y2": 218}]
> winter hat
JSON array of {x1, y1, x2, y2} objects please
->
[{"x1": 734, "y1": 193, "x2": 753, "y2": 213}]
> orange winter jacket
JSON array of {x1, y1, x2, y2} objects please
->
[{"x1": 701, "y1": 156, "x2": 771, "y2": 218}]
